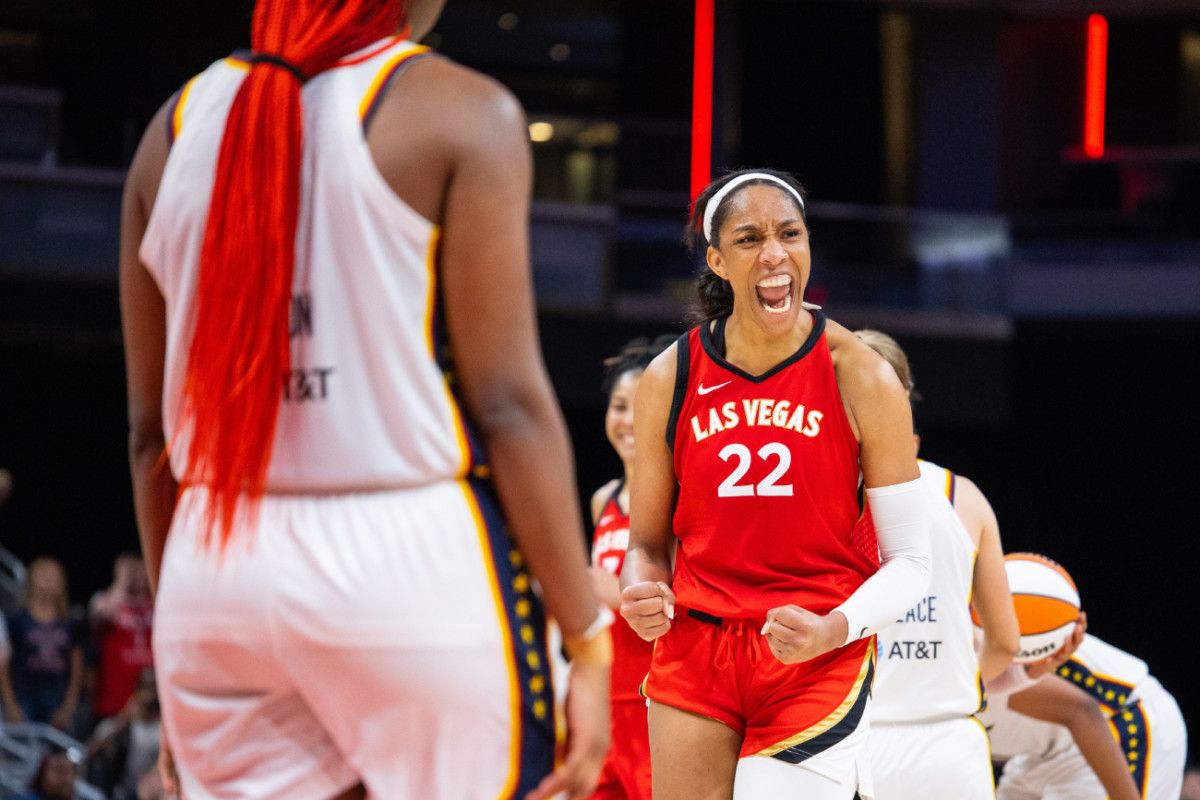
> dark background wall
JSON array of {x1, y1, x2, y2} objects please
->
[{"x1": 2, "y1": 0, "x2": 1199, "y2": 765}]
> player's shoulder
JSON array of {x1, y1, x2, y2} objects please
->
[
  {"x1": 947, "y1": 471, "x2": 996, "y2": 536},
  {"x1": 824, "y1": 317, "x2": 905, "y2": 399},
  {"x1": 126, "y1": 93, "x2": 177, "y2": 218},
  {"x1": 392, "y1": 55, "x2": 525, "y2": 135},
  {"x1": 952, "y1": 473, "x2": 985, "y2": 503},
  {"x1": 639, "y1": 337, "x2": 682, "y2": 394}
]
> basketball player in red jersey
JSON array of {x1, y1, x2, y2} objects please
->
[
  {"x1": 587, "y1": 336, "x2": 674, "y2": 800},
  {"x1": 620, "y1": 169, "x2": 933, "y2": 799},
  {"x1": 120, "y1": 1, "x2": 608, "y2": 797}
]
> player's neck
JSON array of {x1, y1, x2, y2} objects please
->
[{"x1": 724, "y1": 310, "x2": 813, "y2": 374}]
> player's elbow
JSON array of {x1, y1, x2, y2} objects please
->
[
  {"x1": 995, "y1": 628, "x2": 1021, "y2": 661},
  {"x1": 1061, "y1": 692, "x2": 1105, "y2": 730},
  {"x1": 468, "y1": 379, "x2": 558, "y2": 443},
  {"x1": 983, "y1": 615, "x2": 1020, "y2": 661},
  {"x1": 127, "y1": 421, "x2": 165, "y2": 466},
  {"x1": 883, "y1": 531, "x2": 932, "y2": 598}
]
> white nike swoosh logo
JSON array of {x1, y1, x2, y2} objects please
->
[
  {"x1": 697, "y1": 381, "x2": 731, "y2": 396},
  {"x1": 598, "y1": 515, "x2": 615, "y2": 526}
]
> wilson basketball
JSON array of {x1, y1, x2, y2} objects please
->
[{"x1": 972, "y1": 552, "x2": 1081, "y2": 664}]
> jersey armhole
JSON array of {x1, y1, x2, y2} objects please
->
[
  {"x1": 664, "y1": 331, "x2": 691, "y2": 451},
  {"x1": 359, "y1": 46, "x2": 434, "y2": 134},
  {"x1": 165, "y1": 75, "x2": 200, "y2": 148}
]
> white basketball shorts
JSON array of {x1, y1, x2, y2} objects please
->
[
  {"x1": 733, "y1": 697, "x2": 874, "y2": 800},
  {"x1": 868, "y1": 716, "x2": 993, "y2": 800},
  {"x1": 153, "y1": 479, "x2": 556, "y2": 800}
]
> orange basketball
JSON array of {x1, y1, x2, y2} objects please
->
[{"x1": 972, "y1": 552, "x2": 1081, "y2": 663}]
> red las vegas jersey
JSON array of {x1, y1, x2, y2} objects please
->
[
  {"x1": 592, "y1": 482, "x2": 655, "y2": 702},
  {"x1": 669, "y1": 312, "x2": 879, "y2": 619}
]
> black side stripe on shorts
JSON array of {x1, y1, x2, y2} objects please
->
[
  {"x1": 769, "y1": 657, "x2": 874, "y2": 765},
  {"x1": 664, "y1": 330, "x2": 691, "y2": 451}
]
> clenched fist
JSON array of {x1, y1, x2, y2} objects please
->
[{"x1": 619, "y1": 581, "x2": 675, "y2": 641}]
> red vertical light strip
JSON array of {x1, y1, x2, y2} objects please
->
[
  {"x1": 691, "y1": 0, "x2": 715, "y2": 199},
  {"x1": 1084, "y1": 13, "x2": 1108, "y2": 159}
]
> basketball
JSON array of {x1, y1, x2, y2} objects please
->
[{"x1": 972, "y1": 552, "x2": 1081, "y2": 664}]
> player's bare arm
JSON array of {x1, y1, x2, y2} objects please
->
[
  {"x1": 1009, "y1": 676, "x2": 1141, "y2": 800},
  {"x1": 410, "y1": 64, "x2": 606, "y2": 800},
  {"x1": 428, "y1": 67, "x2": 599, "y2": 640},
  {"x1": 828, "y1": 321, "x2": 919, "y2": 487},
  {"x1": 957, "y1": 476, "x2": 1019, "y2": 681},
  {"x1": 591, "y1": 479, "x2": 619, "y2": 525},
  {"x1": 120, "y1": 99, "x2": 175, "y2": 595}
]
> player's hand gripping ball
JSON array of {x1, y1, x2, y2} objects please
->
[{"x1": 971, "y1": 552, "x2": 1082, "y2": 664}]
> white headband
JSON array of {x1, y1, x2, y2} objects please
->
[{"x1": 701, "y1": 172, "x2": 806, "y2": 245}]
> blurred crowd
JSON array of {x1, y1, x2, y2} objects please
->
[{"x1": 1, "y1": 473, "x2": 161, "y2": 800}]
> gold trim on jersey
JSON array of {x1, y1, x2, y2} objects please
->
[
  {"x1": 171, "y1": 75, "x2": 201, "y2": 142},
  {"x1": 756, "y1": 645, "x2": 874, "y2": 758},
  {"x1": 357, "y1": 44, "x2": 431, "y2": 121}
]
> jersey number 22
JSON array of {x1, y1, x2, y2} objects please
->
[{"x1": 717, "y1": 442, "x2": 793, "y2": 497}]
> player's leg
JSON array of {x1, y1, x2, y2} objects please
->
[{"x1": 649, "y1": 700, "x2": 741, "y2": 800}]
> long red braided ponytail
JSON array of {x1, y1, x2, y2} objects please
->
[{"x1": 181, "y1": 0, "x2": 406, "y2": 544}]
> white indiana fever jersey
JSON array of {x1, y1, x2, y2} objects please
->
[
  {"x1": 983, "y1": 634, "x2": 1186, "y2": 799},
  {"x1": 139, "y1": 37, "x2": 483, "y2": 492},
  {"x1": 872, "y1": 459, "x2": 983, "y2": 723},
  {"x1": 983, "y1": 633, "x2": 1151, "y2": 761}
]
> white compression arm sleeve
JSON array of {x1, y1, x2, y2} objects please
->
[{"x1": 833, "y1": 477, "x2": 932, "y2": 646}]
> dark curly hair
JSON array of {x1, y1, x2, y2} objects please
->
[
  {"x1": 683, "y1": 168, "x2": 808, "y2": 325},
  {"x1": 601, "y1": 334, "x2": 677, "y2": 397}
]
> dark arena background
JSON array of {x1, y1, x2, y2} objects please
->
[{"x1": 2, "y1": 0, "x2": 1199, "y2": 789}]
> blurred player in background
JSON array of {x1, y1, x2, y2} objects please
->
[
  {"x1": 620, "y1": 169, "x2": 931, "y2": 799},
  {"x1": 120, "y1": 0, "x2": 609, "y2": 796},
  {"x1": 586, "y1": 335, "x2": 674, "y2": 800},
  {"x1": 984, "y1": 627, "x2": 1187, "y2": 800},
  {"x1": 855, "y1": 328, "x2": 1019, "y2": 800}
]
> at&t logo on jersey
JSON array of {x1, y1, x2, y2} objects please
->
[
  {"x1": 689, "y1": 398, "x2": 824, "y2": 443},
  {"x1": 881, "y1": 595, "x2": 943, "y2": 660}
]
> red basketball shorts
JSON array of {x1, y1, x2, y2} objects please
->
[
  {"x1": 586, "y1": 698, "x2": 652, "y2": 800},
  {"x1": 642, "y1": 609, "x2": 874, "y2": 760}
]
